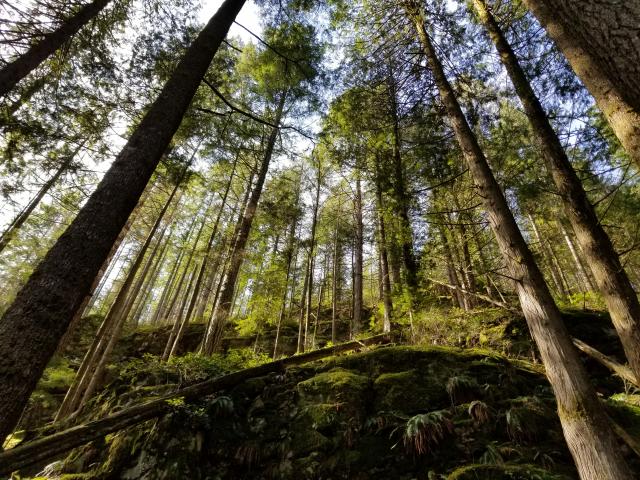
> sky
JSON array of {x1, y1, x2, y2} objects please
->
[{"x1": 199, "y1": 0, "x2": 263, "y2": 41}]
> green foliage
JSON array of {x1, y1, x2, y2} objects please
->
[
  {"x1": 505, "y1": 397, "x2": 549, "y2": 444},
  {"x1": 400, "y1": 410, "x2": 454, "y2": 455}
]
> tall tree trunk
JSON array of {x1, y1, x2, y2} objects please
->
[
  {"x1": 161, "y1": 205, "x2": 211, "y2": 361},
  {"x1": 130, "y1": 223, "x2": 174, "y2": 326},
  {"x1": 520, "y1": 0, "x2": 640, "y2": 168},
  {"x1": 438, "y1": 226, "x2": 464, "y2": 309},
  {"x1": 403, "y1": 4, "x2": 632, "y2": 478},
  {"x1": 274, "y1": 170, "x2": 303, "y2": 358},
  {"x1": 297, "y1": 255, "x2": 311, "y2": 353},
  {"x1": 56, "y1": 180, "x2": 180, "y2": 421},
  {"x1": 558, "y1": 221, "x2": 595, "y2": 292},
  {"x1": 0, "y1": 150, "x2": 76, "y2": 254},
  {"x1": 375, "y1": 165, "x2": 393, "y2": 332},
  {"x1": 201, "y1": 93, "x2": 286, "y2": 355},
  {"x1": 528, "y1": 213, "x2": 568, "y2": 296},
  {"x1": 304, "y1": 159, "x2": 322, "y2": 350},
  {"x1": 475, "y1": 0, "x2": 640, "y2": 382},
  {"x1": 0, "y1": 0, "x2": 113, "y2": 97},
  {"x1": 387, "y1": 71, "x2": 418, "y2": 292},
  {"x1": 167, "y1": 157, "x2": 238, "y2": 359},
  {"x1": 331, "y1": 217, "x2": 340, "y2": 343},
  {"x1": 0, "y1": 0, "x2": 246, "y2": 443},
  {"x1": 352, "y1": 171, "x2": 364, "y2": 337}
]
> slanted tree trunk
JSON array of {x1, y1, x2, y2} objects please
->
[
  {"x1": 56, "y1": 180, "x2": 181, "y2": 421},
  {"x1": 558, "y1": 221, "x2": 595, "y2": 292},
  {"x1": 0, "y1": 0, "x2": 113, "y2": 97},
  {"x1": 0, "y1": 0, "x2": 246, "y2": 443},
  {"x1": 520, "y1": 0, "x2": 640, "y2": 169},
  {"x1": 474, "y1": 1, "x2": 640, "y2": 382},
  {"x1": 167, "y1": 157, "x2": 238, "y2": 359},
  {"x1": 161, "y1": 205, "x2": 211, "y2": 360},
  {"x1": 352, "y1": 171, "x2": 364, "y2": 337},
  {"x1": 528, "y1": 213, "x2": 568, "y2": 296},
  {"x1": 403, "y1": 4, "x2": 632, "y2": 478},
  {"x1": 0, "y1": 150, "x2": 77, "y2": 254},
  {"x1": 201, "y1": 93, "x2": 286, "y2": 355}
]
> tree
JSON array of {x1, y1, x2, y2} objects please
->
[
  {"x1": 521, "y1": 0, "x2": 640, "y2": 169},
  {"x1": 0, "y1": 0, "x2": 247, "y2": 444},
  {"x1": 473, "y1": 0, "x2": 640, "y2": 383},
  {"x1": 402, "y1": 2, "x2": 631, "y2": 478},
  {"x1": 0, "y1": 0, "x2": 114, "y2": 98}
]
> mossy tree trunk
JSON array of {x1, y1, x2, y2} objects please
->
[
  {"x1": 402, "y1": 3, "x2": 632, "y2": 478},
  {"x1": 0, "y1": 0, "x2": 246, "y2": 443},
  {"x1": 521, "y1": 0, "x2": 640, "y2": 169},
  {"x1": 473, "y1": 0, "x2": 640, "y2": 383}
]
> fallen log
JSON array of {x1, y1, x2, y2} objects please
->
[
  {"x1": 426, "y1": 277, "x2": 519, "y2": 313},
  {"x1": 571, "y1": 337, "x2": 639, "y2": 387},
  {"x1": 0, "y1": 334, "x2": 390, "y2": 475}
]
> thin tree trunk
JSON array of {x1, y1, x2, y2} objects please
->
[
  {"x1": 274, "y1": 170, "x2": 303, "y2": 358},
  {"x1": 331, "y1": 218, "x2": 340, "y2": 343},
  {"x1": 387, "y1": 71, "x2": 418, "y2": 292},
  {"x1": 0, "y1": 0, "x2": 113, "y2": 97},
  {"x1": 475, "y1": 0, "x2": 640, "y2": 382},
  {"x1": 404, "y1": 5, "x2": 631, "y2": 478},
  {"x1": 521, "y1": 0, "x2": 640, "y2": 169},
  {"x1": 161, "y1": 206, "x2": 211, "y2": 361},
  {"x1": 375, "y1": 167, "x2": 393, "y2": 332},
  {"x1": 0, "y1": 151, "x2": 76, "y2": 254},
  {"x1": 304, "y1": 159, "x2": 322, "y2": 350},
  {"x1": 56, "y1": 180, "x2": 181, "y2": 420},
  {"x1": 559, "y1": 221, "x2": 595, "y2": 292},
  {"x1": 201, "y1": 92, "x2": 286, "y2": 355},
  {"x1": 352, "y1": 171, "x2": 363, "y2": 336},
  {"x1": 528, "y1": 213, "x2": 567, "y2": 296},
  {"x1": 297, "y1": 255, "x2": 311, "y2": 354},
  {"x1": 0, "y1": 0, "x2": 246, "y2": 443},
  {"x1": 438, "y1": 226, "x2": 464, "y2": 308}
]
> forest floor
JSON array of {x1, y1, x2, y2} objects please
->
[{"x1": 9, "y1": 306, "x2": 640, "y2": 479}]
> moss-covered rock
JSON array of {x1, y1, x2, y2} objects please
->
[{"x1": 447, "y1": 464, "x2": 570, "y2": 479}]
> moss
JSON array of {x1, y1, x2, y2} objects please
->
[
  {"x1": 607, "y1": 396, "x2": 640, "y2": 437},
  {"x1": 297, "y1": 367, "x2": 369, "y2": 405},
  {"x1": 374, "y1": 369, "x2": 445, "y2": 413},
  {"x1": 447, "y1": 464, "x2": 570, "y2": 479}
]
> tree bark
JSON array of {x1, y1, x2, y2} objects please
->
[
  {"x1": 0, "y1": 0, "x2": 246, "y2": 443},
  {"x1": 331, "y1": 216, "x2": 340, "y2": 343},
  {"x1": 0, "y1": 0, "x2": 113, "y2": 98},
  {"x1": 201, "y1": 93, "x2": 286, "y2": 355},
  {"x1": 56, "y1": 180, "x2": 181, "y2": 420},
  {"x1": 304, "y1": 159, "x2": 322, "y2": 350},
  {"x1": 161, "y1": 205, "x2": 211, "y2": 360},
  {"x1": 404, "y1": 4, "x2": 632, "y2": 478},
  {"x1": 521, "y1": 0, "x2": 640, "y2": 169},
  {"x1": 375, "y1": 165, "x2": 393, "y2": 332},
  {"x1": 387, "y1": 71, "x2": 418, "y2": 292},
  {"x1": 558, "y1": 221, "x2": 595, "y2": 293},
  {"x1": 352, "y1": 171, "x2": 364, "y2": 336},
  {"x1": 528, "y1": 213, "x2": 568, "y2": 296},
  {"x1": 474, "y1": 2, "x2": 640, "y2": 382},
  {"x1": 0, "y1": 149, "x2": 77, "y2": 254}
]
